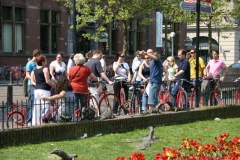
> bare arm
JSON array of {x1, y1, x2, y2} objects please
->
[
  {"x1": 49, "y1": 64, "x2": 56, "y2": 82},
  {"x1": 162, "y1": 66, "x2": 169, "y2": 81},
  {"x1": 44, "y1": 68, "x2": 55, "y2": 88},
  {"x1": 220, "y1": 67, "x2": 228, "y2": 81},
  {"x1": 42, "y1": 91, "x2": 65, "y2": 101},
  {"x1": 100, "y1": 72, "x2": 113, "y2": 84},
  {"x1": 89, "y1": 73, "x2": 98, "y2": 81}
]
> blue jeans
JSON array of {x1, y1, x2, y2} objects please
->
[
  {"x1": 190, "y1": 78, "x2": 203, "y2": 90},
  {"x1": 171, "y1": 84, "x2": 181, "y2": 107},
  {"x1": 142, "y1": 91, "x2": 148, "y2": 111},
  {"x1": 27, "y1": 85, "x2": 35, "y2": 123},
  {"x1": 74, "y1": 93, "x2": 88, "y2": 110},
  {"x1": 148, "y1": 82, "x2": 161, "y2": 106}
]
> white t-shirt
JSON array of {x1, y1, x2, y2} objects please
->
[
  {"x1": 113, "y1": 62, "x2": 129, "y2": 80},
  {"x1": 67, "y1": 58, "x2": 75, "y2": 74},
  {"x1": 50, "y1": 60, "x2": 66, "y2": 80},
  {"x1": 100, "y1": 58, "x2": 106, "y2": 73}
]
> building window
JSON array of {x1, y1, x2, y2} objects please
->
[
  {"x1": 102, "y1": 19, "x2": 118, "y2": 55},
  {"x1": 40, "y1": 10, "x2": 60, "y2": 54},
  {"x1": 2, "y1": 7, "x2": 24, "y2": 53},
  {"x1": 128, "y1": 19, "x2": 142, "y2": 55}
]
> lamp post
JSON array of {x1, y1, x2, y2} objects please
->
[{"x1": 170, "y1": 32, "x2": 175, "y2": 56}]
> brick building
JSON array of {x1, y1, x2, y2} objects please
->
[
  {"x1": 0, "y1": 0, "x2": 68, "y2": 66},
  {"x1": 0, "y1": 1, "x2": 188, "y2": 67}
]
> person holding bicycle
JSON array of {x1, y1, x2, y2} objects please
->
[
  {"x1": 171, "y1": 49, "x2": 190, "y2": 107},
  {"x1": 188, "y1": 48, "x2": 205, "y2": 90},
  {"x1": 69, "y1": 53, "x2": 98, "y2": 116},
  {"x1": 113, "y1": 52, "x2": 131, "y2": 115},
  {"x1": 204, "y1": 50, "x2": 228, "y2": 105},
  {"x1": 166, "y1": 56, "x2": 178, "y2": 91},
  {"x1": 138, "y1": 54, "x2": 150, "y2": 112},
  {"x1": 139, "y1": 50, "x2": 166, "y2": 112}
]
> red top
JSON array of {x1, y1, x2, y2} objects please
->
[{"x1": 68, "y1": 65, "x2": 92, "y2": 93}]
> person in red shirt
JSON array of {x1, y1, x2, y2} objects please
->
[{"x1": 68, "y1": 53, "x2": 98, "y2": 112}]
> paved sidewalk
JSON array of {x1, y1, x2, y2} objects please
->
[{"x1": 0, "y1": 81, "x2": 27, "y2": 103}]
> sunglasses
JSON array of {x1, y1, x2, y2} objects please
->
[
  {"x1": 190, "y1": 52, "x2": 195, "y2": 54},
  {"x1": 120, "y1": 55, "x2": 125, "y2": 58},
  {"x1": 144, "y1": 57, "x2": 150, "y2": 59}
]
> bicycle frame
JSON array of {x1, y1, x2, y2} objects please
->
[
  {"x1": 234, "y1": 78, "x2": 240, "y2": 104},
  {"x1": 208, "y1": 78, "x2": 224, "y2": 106}
]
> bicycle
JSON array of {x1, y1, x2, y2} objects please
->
[
  {"x1": 124, "y1": 82, "x2": 145, "y2": 114},
  {"x1": 234, "y1": 77, "x2": 240, "y2": 104},
  {"x1": 113, "y1": 77, "x2": 130, "y2": 116},
  {"x1": 74, "y1": 90, "x2": 99, "y2": 120},
  {"x1": 206, "y1": 78, "x2": 225, "y2": 106},
  {"x1": 174, "y1": 79, "x2": 189, "y2": 110},
  {"x1": 180, "y1": 79, "x2": 204, "y2": 108},
  {"x1": 6, "y1": 103, "x2": 27, "y2": 128},
  {"x1": 157, "y1": 80, "x2": 175, "y2": 111},
  {"x1": 98, "y1": 80, "x2": 120, "y2": 115}
]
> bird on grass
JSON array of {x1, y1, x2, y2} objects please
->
[{"x1": 51, "y1": 149, "x2": 78, "y2": 160}]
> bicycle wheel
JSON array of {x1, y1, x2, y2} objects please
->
[
  {"x1": 98, "y1": 93, "x2": 120, "y2": 114},
  {"x1": 159, "y1": 91, "x2": 175, "y2": 111},
  {"x1": 130, "y1": 92, "x2": 140, "y2": 114},
  {"x1": 89, "y1": 96, "x2": 99, "y2": 117},
  {"x1": 177, "y1": 90, "x2": 188, "y2": 109},
  {"x1": 7, "y1": 111, "x2": 25, "y2": 128},
  {"x1": 120, "y1": 89, "x2": 126, "y2": 105},
  {"x1": 191, "y1": 88, "x2": 204, "y2": 108},
  {"x1": 210, "y1": 91, "x2": 224, "y2": 106}
]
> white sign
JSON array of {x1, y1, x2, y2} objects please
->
[{"x1": 156, "y1": 12, "x2": 163, "y2": 47}]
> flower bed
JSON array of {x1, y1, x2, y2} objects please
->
[{"x1": 116, "y1": 133, "x2": 240, "y2": 160}]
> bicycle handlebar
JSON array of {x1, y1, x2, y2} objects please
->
[{"x1": 179, "y1": 79, "x2": 194, "y2": 85}]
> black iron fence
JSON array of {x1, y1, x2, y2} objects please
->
[{"x1": 0, "y1": 87, "x2": 240, "y2": 131}]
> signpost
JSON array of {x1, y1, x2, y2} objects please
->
[
  {"x1": 180, "y1": 0, "x2": 212, "y2": 107},
  {"x1": 180, "y1": 2, "x2": 196, "y2": 11},
  {"x1": 180, "y1": 0, "x2": 212, "y2": 13}
]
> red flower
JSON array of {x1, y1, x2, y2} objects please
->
[{"x1": 129, "y1": 152, "x2": 146, "y2": 160}]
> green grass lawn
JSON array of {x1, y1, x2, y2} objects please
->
[{"x1": 0, "y1": 117, "x2": 240, "y2": 160}]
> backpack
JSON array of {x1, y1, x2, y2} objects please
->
[
  {"x1": 82, "y1": 107, "x2": 96, "y2": 120},
  {"x1": 42, "y1": 105, "x2": 58, "y2": 123}
]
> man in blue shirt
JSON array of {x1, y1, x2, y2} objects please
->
[
  {"x1": 171, "y1": 49, "x2": 190, "y2": 107},
  {"x1": 140, "y1": 49, "x2": 164, "y2": 111},
  {"x1": 25, "y1": 49, "x2": 42, "y2": 125}
]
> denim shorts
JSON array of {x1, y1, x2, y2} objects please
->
[{"x1": 148, "y1": 82, "x2": 161, "y2": 105}]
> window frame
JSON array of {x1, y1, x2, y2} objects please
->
[
  {"x1": 2, "y1": 6, "x2": 25, "y2": 54},
  {"x1": 40, "y1": 9, "x2": 61, "y2": 54}
]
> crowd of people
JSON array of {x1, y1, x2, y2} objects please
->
[{"x1": 24, "y1": 47, "x2": 228, "y2": 125}]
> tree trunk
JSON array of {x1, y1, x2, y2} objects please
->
[{"x1": 122, "y1": 20, "x2": 128, "y2": 54}]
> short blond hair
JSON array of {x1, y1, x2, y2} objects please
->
[
  {"x1": 167, "y1": 56, "x2": 176, "y2": 67},
  {"x1": 74, "y1": 53, "x2": 86, "y2": 65}
]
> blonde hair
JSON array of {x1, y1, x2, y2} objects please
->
[
  {"x1": 74, "y1": 53, "x2": 86, "y2": 65},
  {"x1": 167, "y1": 56, "x2": 176, "y2": 67}
]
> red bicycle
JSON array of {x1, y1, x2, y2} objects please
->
[
  {"x1": 234, "y1": 77, "x2": 240, "y2": 104},
  {"x1": 6, "y1": 103, "x2": 27, "y2": 128},
  {"x1": 98, "y1": 80, "x2": 119, "y2": 114},
  {"x1": 207, "y1": 78, "x2": 224, "y2": 106},
  {"x1": 157, "y1": 81, "x2": 175, "y2": 111},
  {"x1": 180, "y1": 79, "x2": 204, "y2": 108}
]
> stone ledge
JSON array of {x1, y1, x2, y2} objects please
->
[{"x1": 0, "y1": 105, "x2": 240, "y2": 148}]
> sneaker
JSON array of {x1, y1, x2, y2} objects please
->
[{"x1": 141, "y1": 110, "x2": 149, "y2": 115}]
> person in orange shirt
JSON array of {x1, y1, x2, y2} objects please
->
[{"x1": 68, "y1": 53, "x2": 98, "y2": 113}]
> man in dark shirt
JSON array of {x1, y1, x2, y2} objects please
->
[
  {"x1": 84, "y1": 50, "x2": 113, "y2": 106},
  {"x1": 171, "y1": 49, "x2": 190, "y2": 106}
]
